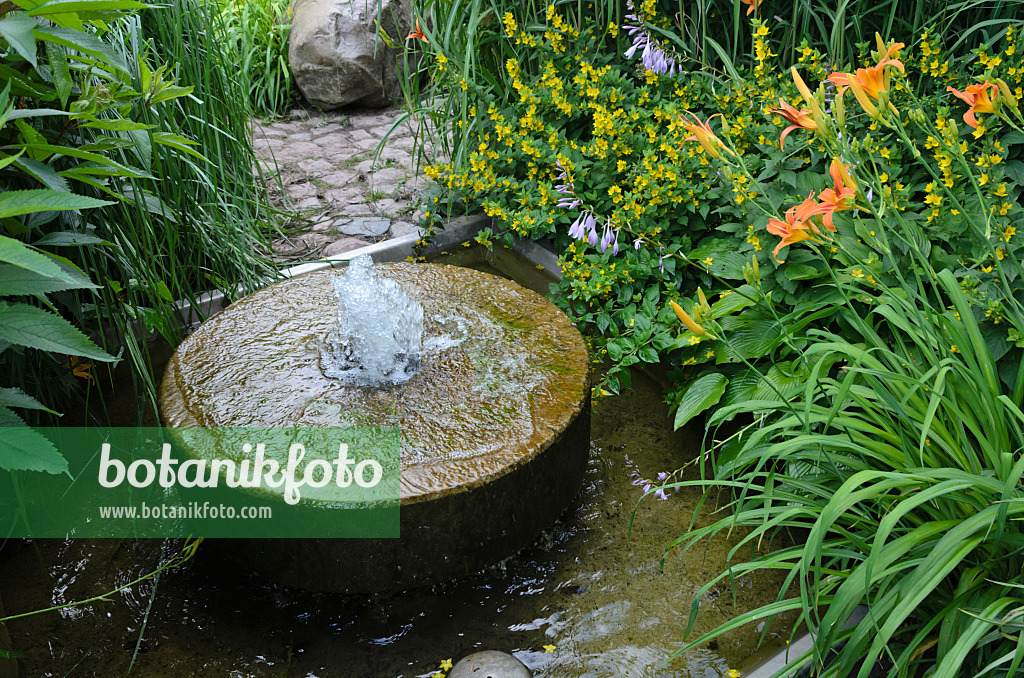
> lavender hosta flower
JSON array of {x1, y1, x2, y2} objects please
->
[
  {"x1": 557, "y1": 196, "x2": 582, "y2": 209},
  {"x1": 866, "y1": 187, "x2": 874, "y2": 202},
  {"x1": 622, "y1": 0, "x2": 677, "y2": 76},
  {"x1": 599, "y1": 224, "x2": 616, "y2": 253},
  {"x1": 569, "y1": 211, "x2": 594, "y2": 240},
  {"x1": 654, "y1": 488, "x2": 668, "y2": 500}
]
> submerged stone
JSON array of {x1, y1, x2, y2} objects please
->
[{"x1": 449, "y1": 651, "x2": 531, "y2": 678}]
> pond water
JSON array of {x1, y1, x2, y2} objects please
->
[{"x1": 0, "y1": 247, "x2": 790, "y2": 677}]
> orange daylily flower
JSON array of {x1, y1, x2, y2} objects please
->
[
  {"x1": 828, "y1": 36, "x2": 905, "y2": 118},
  {"x1": 740, "y1": 0, "x2": 760, "y2": 15},
  {"x1": 767, "y1": 194, "x2": 828, "y2": 262},
  {"x1": 62, "y1": 355, "x2": 95, "y2": 384},
  {"x1": 406, "y1": 18, "x2": 428, "y2": 42},
  {"x1": 817, "y1": 159, "x2": 857, "y2": 230},
  {"x1": 947, "y1": 83, "x2": 998, "y2": 128},
  {"x1": 770, "y1": 99, "x2": 818, "y2": 148},
  {"x1": 681, "y1": 112, "x2": 732, "y2": 161}
]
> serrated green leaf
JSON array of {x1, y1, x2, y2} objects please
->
[
  {"x1": 0, "y1": 404, "x2": 26, "y2": 426},
  {"x1": 0, "y1": 149, "x2": 25, "y2": 172},
  {"x1": 0, "y1": 386, "x2": 54, "y2": 411},
  {"x1": 0, "y1": 261, "x2": 99, "y2": 294},
  {"x1": 0, "y1": 13, "x2": 40, "y2": 68},
  {"x1": 673, "y1": 372, "x2": 728, "y2": 429},
  {"x1": 0, "y1": 301, "x2": 116, "y2": 360},
  {"x1": 149, "y1": 84, "x2": 193, "y2": 105},
  {"x1": 0, "y1": 425, "x2": 68, "y2": 474},
  {"x1": 0, "y1": 233, "x2": 64, "y2": 278},
  {"x1": 12, "y1": 155, "x2": 70, "y2": 192},
  {"x1": 0, "y1": 189, "x2": 112, "y2": 219}
]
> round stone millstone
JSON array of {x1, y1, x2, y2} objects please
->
[
  {"x1": 160, "y1": 263, "x2": 590, "y2": 592},
  {"x1": 449, "y1": 651, "x2": 532, "y2": 678}
]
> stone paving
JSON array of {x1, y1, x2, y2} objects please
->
[{"x1": 253, "y1": 105, "x2": 433, "y2": 262}]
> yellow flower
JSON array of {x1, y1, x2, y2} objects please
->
[
  {"x1": 703, "y1": 256, "x2": 714, "y2": 266},
  {"x1": 543, "y1": 644, "x2": 556, "y2": 653},
  {"x1": 728, "y1": 670, "x2": 742, "y2": 678},
  {"x1": 951, "y1": 345, "x2": 960, "y2": 353},
  {"x1": 440, "y1": 659, "x2": 453, "y2": 671}
]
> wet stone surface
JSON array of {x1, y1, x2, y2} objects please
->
[{"x1": 253, "y1": 106, "x2": 435, "y2": 262}]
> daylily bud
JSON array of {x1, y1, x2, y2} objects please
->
[
  {"x1": 752, "y1": 255, "x2": 760, "y2": 280},
  {"x1": 835, "y1": 93, "x2": 846, "y2": 128},
  {"x1": 996, "y1": 78, "x2": 1020, "y2": 113},
  {"x1": 669, "y1": 300, "x2": 707, "y2": 336},
  {"x1": 697, "y1": 287, "x2": 710, "y2": 315}
]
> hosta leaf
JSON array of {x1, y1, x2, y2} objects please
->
[
  {"x1": 0, "y1": 301, "x2": 116, "y2": 361},
  {"x1": 673, "y1": 372, "x2": 728, "y2": 430},
  {"x1": 0, "y1": 189, "x2": 112, "y2": 219},
  {"x1": 0, "y1": 424, "x2": 68, "y2": 474}
]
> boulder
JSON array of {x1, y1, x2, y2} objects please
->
[{"x1": 289, "y1": 0, "x2": 410, "y2": 109}]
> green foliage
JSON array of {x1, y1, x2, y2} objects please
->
[
  {"x1": 669, "y1": 267, "x2": 1024, "y2": 677},
  {"x1": 214, "y1": 0, "x2": 296, "y2": 115},
  {"x1": 0, "y1": 0, "x2": 277, "y2": 449}
]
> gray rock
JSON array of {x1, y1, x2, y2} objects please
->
[
  {"x1": 388, "y1": 221, "x2": 420, "y2": 238},
  {"x1": 285, "y1": 182, "x2": 318, "y2": 200},
  {"x1": 449, "y1": 651, "x2": 531, "y2": 678},
  {"x1": 323, "y1": 237, "x2": 368, "y2": 257},
  {"x1": 297, "y1": 158, "x2": 333, "y2": 174},
  {"x1": 321, "y1": 171, "x2": 357, "y2": 188},
  {"x1": 325, "y1": 186, "x2": 363, "y2": 204},
  {"x1": 343, "y1": 203, "x2": 376, "y2": 216},
  {"x1": 348, "y1": 128, "x2": 373, "y2": 142},
  {"x1": 370, "y1": 166, "x2": 407, "y2": 185},
  {"x1": 289, "y1": 0, "x2": 410, "y2": 109},
  {"x1": 336, "y1": 216, "x2": 390, "y2": 236},
  {"x1": 295, "y1": 196, "x2": 322, "y2": 210}
]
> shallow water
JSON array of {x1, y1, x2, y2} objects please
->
[{"x1": 0, "y1": 369, "x2": 789, "y2": 677}]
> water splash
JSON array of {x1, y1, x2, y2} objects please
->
[{"x1": 319, "y1": 254, "x2": 423, "y2": 385}]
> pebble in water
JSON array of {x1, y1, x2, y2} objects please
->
[{"x1": 449, "y1": 651, "x2": 532, "y2": 678}]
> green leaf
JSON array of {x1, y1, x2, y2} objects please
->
[
  {"x1": 606, "y1": 340, "x2": 623, "y2": 361},
  {"x1": 673, "y1": 373, "x2": 728, "y2": 430},
  {"x1": 0, "y1": 386, "x2": 54, "y2": 412},
  {"x1": 33, "y1": 231, "x2": 108, "y2": 246},
  {"x1": 784, "y1": 264, "x2": 821, "y2": 280},
  {"x1": 0, "y1": 301, "x2": 116, "y2": 361},
  {"x1": 79, "y1": 119, "x2": 154, "y2": 131},
  {"x1": 151, "y1": 131, "x2": 208, "y2": 161},
  {"x1": 44, "y1": 39, "x2": 71, "y2": 107},
  {"x1": 149, "y1": 84, "x2": 193, "y2": 105},
  {"x1": 0, "y1": 188, "x2": 112, "y2": 219},
  {"x1": 6, "y1": 107, "x2": 70, "y2": 120},
  {"x1": 0, "y1": 14, "x2": 40, "y2": 68},
  {"x1": 0, "y1": 426, "x2": 68, "y2": 474},
  {"x1": 0, "y1": 233, "x2": 65, "y2": 278},
  {"x1": 0, "y1": 261, "x2": 99, "y2": 294},
  {"x1": 34, "y1": 25, "x2": 128, "y2": 75},
  {"x1": 639, "y1": 346, "x2": 659, "y2": 363},
  {"x1": 12, "y1": 156, "x2": 70, "y2": 192},
  {"x1": 27, "y1": 0, "x2": 149, "y2": 16}
]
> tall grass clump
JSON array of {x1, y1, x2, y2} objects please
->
[{"x1": 216, "y1": 0, "x2": 296, "y2": 115}]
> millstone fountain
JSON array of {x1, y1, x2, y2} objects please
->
[{"x1": 160, "y1": 255, "x2": 590, "y2": 592}]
